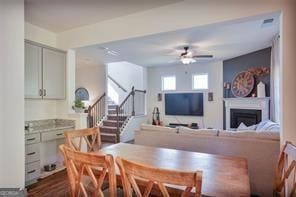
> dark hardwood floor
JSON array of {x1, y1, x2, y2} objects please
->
[
  {"x1": 26, "y1": 170, "x2": 69, "y2": 197},
  {"x1": 26, "y1": 142, "x2": 121, "y2": 196},
  {"x1": 26, "y1": 142, "x2": 118, "y2": 197}
]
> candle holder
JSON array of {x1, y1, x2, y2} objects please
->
[{"x1": 224, "y1": 82, "x2": 231, "y2": 98}]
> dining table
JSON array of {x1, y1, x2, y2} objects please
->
[{"x1": 97, "y1": 143, "x2": 250, "y2": 197}]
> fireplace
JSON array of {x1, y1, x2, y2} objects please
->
[
  {"x1": 230, "y1": 109, "x2": 261, "y2": 128},
  {"x1": 224, "y1": 97, "x2": 270, "y2": 130}
]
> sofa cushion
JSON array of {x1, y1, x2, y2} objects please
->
[
  {"x1": 219, "y1": 130, "x2": 280, "y2": 141},
  {"x1": 179, "y1": 127, "x2": 219, "y2": 136},
  {"x1": 140, "y1": 124, "x2": 177, "y2": 133},
  {"x1": 256, "y1": 120, "x2": 280, "y2": 132}
]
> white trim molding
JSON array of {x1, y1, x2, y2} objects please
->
[{"x1": 224, "y1": 97, "x2": 270, "y2": 130}]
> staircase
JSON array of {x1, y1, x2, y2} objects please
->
[
  {"x1": 87, "y1": 87, "x2": 146, "y2": 144},
  {"x1": 99, "y1": 104, "x2": 128, "y2": 143}
]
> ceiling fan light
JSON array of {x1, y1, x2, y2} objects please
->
[{"x1": 181, "y1": 57, "x2": 196, "y2": 64}]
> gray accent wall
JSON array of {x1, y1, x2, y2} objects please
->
[
  {"x1": 223, "y1": 47, "x2": 271, "y2": 98},
  {"x1": 223, "y1": 48, "x2": 271, "y2": 129}
]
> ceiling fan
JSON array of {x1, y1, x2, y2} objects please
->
[{"x1": 180, "y1": 46, "x2": 213, "y2": 64}]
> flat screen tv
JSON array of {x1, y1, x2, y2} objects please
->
[{"x1": 165, "y1": 93, "x2": 204, "y2": 116}]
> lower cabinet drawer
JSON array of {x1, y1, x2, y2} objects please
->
[
  {"x1": 25, "y1": 133, "x2": 40, "y2": 145},
  {"x1": 25, "y1": 143, "x2": 40, "y2": 164},
  {"x1": 41, "y1": 129, "x2": 65, "y2": 142},
  {"x1": 25, "y1": 161, "x2": 40, "y2": 182}
]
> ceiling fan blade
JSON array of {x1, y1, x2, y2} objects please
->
[{"x1": 192, "y1": 55, "x2": 213, "y2": 58}]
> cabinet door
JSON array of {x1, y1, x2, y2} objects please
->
[
  {"x1": 25, "y1": 42, "x2": 42, "y2": 99},
  {"x1": 42, "y1": 48, "x2": 66, "y2": 99}
]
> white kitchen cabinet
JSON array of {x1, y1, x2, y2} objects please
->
[
  {"x1": 42, "y1": 48, "x2": 66, "y2": 99},
  {"x1": 41, "y1": 129, "x2": 65, "y2": 141},
  {"x1": 24, "y1": 40, "x2": 66, "y2": 100},
  {"x1": 25, "y1": 161, "x2": 41, "y2": 183},
  {"x1": 25, "y1": 143, "x2": 40, "y2": 164},
  {"x1": 25, "y1": 42, "x2": 42, "y2": 99},
  {"x1": 25, "y1": 133, "x2": 41, "y2": 145}
]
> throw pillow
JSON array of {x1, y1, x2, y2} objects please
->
[
  {"x1": 237, "y1": 122, "x2": 257, "y2": 131},
  {"x1": 237, "y1": 122, "x2": 247, "y2": 130}
]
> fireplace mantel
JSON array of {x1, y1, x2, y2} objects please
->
[{"x1": 224, "y1": 97, "x2": 270, "y2": 130}]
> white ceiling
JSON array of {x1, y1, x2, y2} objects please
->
[
  {"x1": 77, "y1": 14, "x2": 279, "y2": 67},
  {"x1": 25, "y1": 0, "x2": 182, "y2": 32}
]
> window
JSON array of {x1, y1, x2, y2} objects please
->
[
  {"x1": 193, "y1": 74, "x2": 208, "y2": 90},
  {"x1": 162, "y1": 76, "x2": 176, "y2": 91}
]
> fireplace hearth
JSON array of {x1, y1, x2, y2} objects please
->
[{"x1": 230, "y1": 109, "x2": 261, "y2": 128}]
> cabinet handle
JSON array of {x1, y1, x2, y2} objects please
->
[
  {"x1": 27, "y1": 170, "x2": 36, "y2": 174},
  {"x1": 27, "y1": 138, "x2": 36, "y2": 141},
  {"x1": 43, "y1": 89, "x2": 46, "y2": 96},
  {"x1": 56, "y1": 133, "x2": 63, "y2": 136},
  {"x1": 39, "y1": 89, "x2": 43, "y2": 96},
  {"x1": 27, "y1": 152, "x2": 36, "y2": 156}
]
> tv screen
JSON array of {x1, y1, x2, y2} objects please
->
[{"x1": 165, "y1": 93, "x2": 204, "y2": 116}]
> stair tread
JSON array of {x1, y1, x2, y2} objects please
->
[
  {"x1": 108, "y1": 109, "x2": 122, "y2": 112},
  {"x1": 103, "y1": 120, "x2": 124, "y2": 123},
  {"x1": 100, "y1": 126, "x2": 118, "y2": 129},
  {"x1": 100, "y1": 132, "x2": 117, "y2": 136},
  {"x1": 108, "y1": 114, "x2": 128, "y2": 117}
]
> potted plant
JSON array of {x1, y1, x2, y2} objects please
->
[{"x1": 72, "y1": 100, "x2": 85, "y2": 113}]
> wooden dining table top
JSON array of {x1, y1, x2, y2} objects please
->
[{"x1": 96, "y1": 143, "x2": 250, "y2": 197}]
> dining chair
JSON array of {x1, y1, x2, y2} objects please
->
[
  {"x1": 64, "y1": 127, "x2": 101, "y2": 152},
  {"x1": 60, "y1": 144, "x2": 117, "y2": 197},
  {"x1": 274, "y1": 141, "x2": 296, "y2": 197},
  {"x1": 116, "y1": 157, "x2": 203, "y2": 197}
]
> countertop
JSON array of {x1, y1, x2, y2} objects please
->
[{"x1": 25, "y1": 119, "x2": 75, "y2": 135}]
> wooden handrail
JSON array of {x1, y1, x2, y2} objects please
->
[
  {"x1": 118, "y1": 87, "x2": 146, "y2": 109},
  {"x1": 115, "y1": 87, "x2": 146, "y2": 139},
  {"x1": 88, "y1": 92, "x2": 106, "y2": 112},
  {"x1": 119, "y1": 91, "x2": 133, "y2": 109},
  {"x1": 87, "y1": 93, "x2": 106, "y2": 128},
  {"x1": 108, "y1": 75, "x2": 127, "y2": 92},
  {"x1": 134, "y1": 89, "x2": 146, "y2": 93}
]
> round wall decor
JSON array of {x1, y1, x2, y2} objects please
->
[
  {"x1": 75, "y1": 87, "x2": 89, "y2": 101},
  {"x1": 231, "y1": 71, "x2": 255, "y2": 97}
]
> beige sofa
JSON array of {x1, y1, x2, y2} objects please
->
[{"x1": 135, "y1": 124, "x2": 280, "y2": 196}]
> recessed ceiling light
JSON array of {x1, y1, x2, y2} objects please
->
[
  {"x1": 97, "y1": 46, "x2": 108, "y2": 50},
  {"x1": 97, "y1": 46, "x2": 120, "y2": 56},
  {"x1": 107, "y1": 50, "x2": 119, "y2": 56}
]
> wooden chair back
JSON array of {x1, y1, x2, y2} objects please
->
[
  {"x1": 64, "y1": 127, "x2": 101, "y2": 152},
  {"x1": 60, "y1": 144, "x2": 117, "y2": 197},
  {"x1": 116, "y1": 157, "x2": 203, "y2": 197},
  {"x1": 274, "y1": 141, "x2": 296, "y2": 196}
]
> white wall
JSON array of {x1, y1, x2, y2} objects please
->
[
  {"x1": 76, "y1": 63, "x2": 106, "y2": 105},
  {"x1": 56, "y1": 49, "x2": 77, "y2": 118},
  {"x1": 107, "y1": 61, "x2": 147, "y2": 103},
  {"x1": 0, "y1": 0, "x2": 25, "y2": 188},
  {"x1": 147, "y1": 62, "x2": 223, "y2": 129},
  {"x1": 25, "y1": 100, "x2": 57, "y2": 121},
  {"x1": 108, "y1": 61, "x2": 146, "y2": 90}
]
